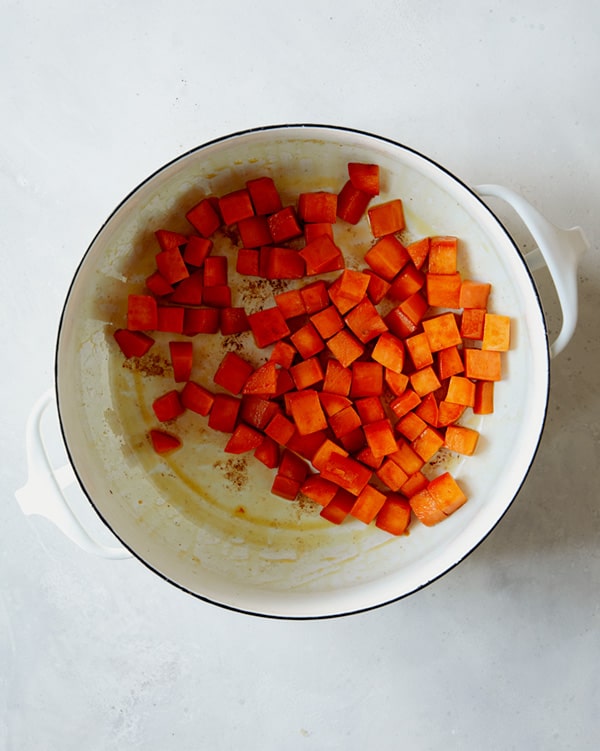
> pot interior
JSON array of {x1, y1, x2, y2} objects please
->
[{"x1": 56, "y1": 125, "x2": 549, "y2": 617}]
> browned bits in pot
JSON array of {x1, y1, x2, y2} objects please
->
[
  {"x1": 214, "y1": 456, "x2": 248, "y2": 491},
  {"x1": 123, "y1": 352, "x2": 171, "y2": 378}
]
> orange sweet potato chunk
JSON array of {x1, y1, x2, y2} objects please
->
[{"x1": 482, "y1": 314, "x2": 511, "y2": 351}]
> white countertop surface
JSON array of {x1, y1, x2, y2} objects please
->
[{"x1": 2, "y1": 1, "x2": 599, "y2": 749}]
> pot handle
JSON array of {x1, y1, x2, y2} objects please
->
[
  {"x1": 474, "y1": 184, "x2": 589, "y2": 358},
  {"x1": 15, "y1": 390, "x2": 132, "y2": 560}
]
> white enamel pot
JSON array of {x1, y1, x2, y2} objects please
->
[{"x1": 16, "y1": 125, "x2": 588, "y2": 618}]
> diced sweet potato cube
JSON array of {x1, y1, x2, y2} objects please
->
[
  {"x1": 387, "y1": 264, "x2": 425, "y2": 301},
  {"x1": 271, "y1": 474, "x2": 301, "y2": 501},
  {"x1": 300, "y1": 234, "x2": 345, "y2": 275},
  {"x1": 242, "y1": 361, "x2": 278, "y2": 396},
  {"x1": 312, "y1": 440, "x2": 350, "y2": 474},
  {"x1": 224, "y1": 423, "x2": 264, "y2": 454},
  {"x1": 288, "y1": 389, "x2": 328, "y2": 435},
  {"x1": 186, "y1": 198, "x2": 221, "y2": 237},
  {"x1": 240, "y1": 396, "x2": 280, "y2": 430},
  {"x1": 350, "y1": 484, "x2": 387, "y2": 524},
  {"x1": 426, "y1": 272, "x2": 462, "y2": 308},
  {"x1": 368, "y1": 199, "x2": 405, "y2": 237},
  {"x1": 376, "y1": 459, "x2": 409, "y2": 492},
  {"x1": 482, "y1": 314, "x2": 511, "y2": 351},
  {"x1": 127, "y1": 294, "x2": 158, "y2": 331},
  {"x1": 355, "y1": 445, "x2": 384, "y2": 470},
  {"x1": 350, "y1": 361, "x2": 383, "y2": 398},
  {"x1": 437, "y1": 400, "x2": 466, "y2": 427},
  {"x1": 298, "y1": 191, "x2": 338, "y2": 223},
  {"x1": 320, "y1": 488, "x2": 355, "y2": 524},
  {"x1": 428, "y1": 472, "x2": 467, "y2": 516},
  {"x1": 183, "y1": 307, "x2": 220, "y2": 335},
  {"x1": 409, "y1": 488, "x2": 447, "y2": 527},
  {"x1": 385, "y1": 369, "x2": 409, "y2": 396},
  {"x1": 300, "y1": 474, "x2": 339, "y2": 506},
  {"x1": 422, "y1": 312, "x2": 462, "y2": 352},
  {"x1": 208, "y1": 394, "x2": 241, "y2": 433},
  {"x1": 300, "y1": 280, "x2": 330, "y2": 313},
  {"x1": 220, "y1": 307, "x2": 250, "y2": 336},
  {"x1": 248, "y1": 307, "x2": 291, "y2": 348},
  {"x1": 436, "y1": 345, "x2": 464, "y2": 381},
  {"x1": 390, "y1": 389, "x2": 421, "y2": 419},
  {"x1": 384, "y1": 306, "x2": 418, "y2": 340},
  {"x1": 274, "y1": 288, "x2": 306, "y2": 319},
  {"x1": 214, "y1": 352, "x2": 255, "y2": 395},
  {"x1": 310, "y1": 305, "x2": 344, "y2": 339},
  {"x1": 268, "y1": 206, "x2": 303, "y2": 243},
  {"x1": 363, "y1": 419, "x2": 397, "y2": 458},
  {"x1": 304, "y1": 222, "x2": 334, "y2": 243},
  {"x1": 287, "y1": 431, "x2": 329, "y2": 462},
  {"x1": 336, "y1": 180, "x2": 372, "y2": 225},
  {"x1": 395, "y1": 412, "x2": 427, "y2": 442},
  {"x1": 290, "y1": 322, "x2": 325, "y2": 359},
  {"x1": 246, "y1": 176, "x2": 282, "y2": 215},
  {"x1": 412, "y1": 426, "x2": 444, "y2": 462},
  {"x1": 265, "y1": 412, "x2": 296, "y2": 445},
  {"x1": 414, "y1": 392, "x2": 439, "y2": 427},
  {"x1": 181, "y1": 381, "x2": 215, "y2": 416},
  {"x1": 428, "y1": 236, "x2": 458, "y2": 274},
  {"x1": 152, "y1": 390, "x2": 185, "y2": 422},
  {"x1": 459, "y1": 279, "x2": 491, "y2": 309},
  {"x1": 320, "y1": 452, "x2": 372, "y2": 496},
  {"x1": 337, "y1": 269, "x2": 371, "y2": 304},
  {"x1": 344, "y1": 298, "x2": 388, "y2": 344},
  {"x1": 406, "y1": 237, "x2": 430, "y2": 270},
  {"x1": 389, "y1": 439, "x2": 425, "y2": 475},
  {"x1": 290, "y1": 357, "x2": 324, "y2": 390},
  {"x1": 328, "y1": 405, "x2": 362, "y2": 439},
  {"x1": 460, "y1": 308, "x2": 486, "y2": 340},
  {"x1": 219, "y1": 188, "x2": 254, "y2": 226},
  {"x1": 266, "y1": 246, "x2": 305, "y2": 280},
  {"x1": 149, "y1": 429, "x2": 182, "y2": 455},
  {"x1": 410, "y1": 365, "x2": 442, "y2": 397},
  {"x1": 254, "y1": 435, "x2": 280, "y2": 469},
  {"x1": 363, "y1": 270, "x2": 391, "y2": 304},
  {"x1": 319, "y1": 393, "x2": 353, "y2": 417},
  {"x1": 365, "y1": 235, "x2": 410, "y2": 280},
  {"x1": 279, "y1": 449, "x2": 310, "y2": 483},
  {"x1": 464, "y1": 348, "x2": 502, "y2": 381},
  {"x1": 371, "y1": 332, "x2": 405, "y2": 374},
  {"x1": 237, "y1": 216, "x2": 272, "y2": 248},
  {"x1": 327, "y1": 329, "x2": 365, "y2": 368},
  {"x1": 444, "y1": 425, "x2": 480, "y2": 456},
  {"x1": 347, "y1": 162, "x2": 380, "y2": 196},
  {"x1": 155, "y1": 229, "x2": 188, "y2": 252},
  {"x1": 445, "y1": 375, "x2": 476, "y2": 407},
  {"x1": 399, "y1": 292, "x2": 429, "y2": 326},
  {"x1": 157, "y1": 307, "x2": 185, "y2": 334},
  {"x1": 146, "y1": 270, "x2": 174, "y2": 298},
  {"x1": 339, "y1": 426, "x2": 366, "y2": 454},
  {"x1": 473, "y1": 380, "x2": 495, "y2": 414},
  {"x1": 400, "y1": 470, "x2": 429, "y2": 498},
  {"x1": 322, "y1": 358, "x2": 352, "y2": 395},
  {"x1": 375, "y1": 495, "x2": 411, "y2": 535},
  {"x1": 269, "y1": 340, "x2": 297, "y2": 369},
  {"x1": 202, "y1": 284, "x2": 231, "y2": 308},
  {"x1": 183, "y1": 235, "x2": 213, "y2": 267},
  {"x1": 405, "y1": 332, "x2": 434, "y2": 370},
  {"x1": 236, "y1": 248, "x2": 260, "y2": 276},
  {"x1": 354, "y1": 396, "x2": 386, "y2": 425},
  {"x1": 169, "y1": 340, "x2": 193, "y2": 382}
]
